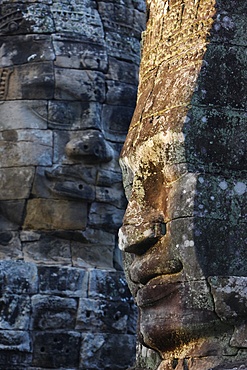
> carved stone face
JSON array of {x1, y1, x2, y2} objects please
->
[
  {"x1": 0, "y1": 1, "x2": 144, "y2": 267},
  {"x1": 119, "y1": 0, "x2": 247, "y2": 365}
]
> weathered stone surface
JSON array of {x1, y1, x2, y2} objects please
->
[
  {"x1": 88, "y1": 270, "x2": 133, "y2": 302},
  {"x1": 0, "y1": 100, "x2": 48, "y2": 129},
  {"x1": 23, "y1": 235, "x2": 71, "y2": 265},
  {"x1": 0, "y1": 295, "x2": 31, "y2": 330},
  {"x1": 31, "y1": 294, "x2": 77, "y2": 330},
  {"x1": 0, "y1": 35, "x2": 55, "y2": 67},
  {"x1": 23, "y1": 199, "x2": 88, "y2": 230},
  {"x1": 76, "y1": 298, "x2": 137, "y2": 334},
  {"x1": 0, "y1": 167, "x2": 34, "y2": 199},
  {"x1": 119, "y1": 0, "x2": 247, "y2": 368},
  {"x1": 72, "y1": 243, "x2": 114, "y2": 269},
  {"x1": 0, "y1": 231, "x2": 22, "y2": 260},
  {"x1": 38, "y1": 266, "x2": 88, "y2": 298},
  {"x1": 7, "y1": 62, "x2": 54, "y2": 100},
  {"x1": 32, "y1": 331, "x2": 80, "y2": 368},
  {"x1": 0, "y1": 331, "x2": 31, "y2": 352},
  {"x1": 0, "y1": 200, "x2": 25, "y2": 230},
  {"x1": 0, "y1": 129, "x2": 52, "y2": 167},
  {"x1": 80, "y1": 333, "x2": 136, "y2": 370},
  {"x1": 0, "y1": 261, "x2": 38, "y2": 294},
  {"x1": 0, "y1": 0, "x2": 145, "y2": 368}
]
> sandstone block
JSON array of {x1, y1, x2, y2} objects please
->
[
  {"x1": 0, "y1": 167, "x2": 34, "y2": 200},
  {"x1": 72, "y1": 243, "x2": 114, "y2": 269},
  {"x1": 0, "y1": 231, "x2": 22, "y2": 260},
  {"x1": 0, "y1": 100, "x2": 48, "y2": 130},
  {"x1": 0, "y1": 261, "x2": 38, "y2": 294},
  {"x1": 54, "y1": 69, "x2": 105, "y2": 102},
  {"x1": 53, "y1": 39, "x2": 108, "y2": 72},
  {"x1": 88, "y1": 202, "x2": 125, "y2": 232},
  {"x1": 106, "y1": 80, "x2": 137, "y2": 107},
  {"x1": 80, "y1": 333, "x2": 136, "y2": 369},
  {"x1": 23, "y1": 199, "x2": 88, "y2": 230},
  {"x1": 0, "y1": 331, "x2": 31, "y2": 352},
  {"x1": 31, "y1": 294, "x2": 77, "y2": 330},
  {"x1": 88, "y1": 270, "x2": 133, "y2": 302},
  {"x1": 0, "y1": 129, "x2": 52, "y2": 167},
  {"x1": 0, "y1": 34, "x2": 55, "y2": 67},
  {"x1": 0, "y1": 295, "x2": 31, "y2": 330},
  {"x1": 7, "y1": 62, "x2": 54, "y2": 100},
  {"x1": 102, "y1": 104, "x2": 135, "y2": 142},
  {"x1": 76, "y1": 298, "x2": 137, "y2": 334},
  {"x1": 38, "y1": 266, "x2": 88, "y2": 297},
  {"x1": 23, "y1": 235, "x2": 71, "y2": 266},
  {"x1": 0, "y1": 200, "x2": 25, "y2": 230},
  {"x1": 32, "y1": 331, "x2": 80, "y2": 368},
  {"x1": 48, "y1": 101, "x2": 102, "y2": 130}
]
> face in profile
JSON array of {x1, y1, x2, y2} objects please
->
[
  {"x1": 119, "y1": 0, "x2": 247, "y2": 365},
  {"x1": 0, "y1": 1, "x2": 143, "y2": 268}
]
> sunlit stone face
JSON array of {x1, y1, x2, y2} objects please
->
[
  {"x1": 0, "y1": 0, "x2": 144, "y2": 268},
  {"x1": 119, "y1": 0, "x2": 247, "y2": 366}
]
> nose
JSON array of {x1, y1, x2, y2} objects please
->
[
  {"x1": 119, "y1": 198, "x2": 166, "y2": 255},
  {"x1": 65, "y1": 129, "x2": 113, "y2": 163}
]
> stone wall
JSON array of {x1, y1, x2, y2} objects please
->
[{"x1": 0, "y1": 1, "x2": 146, "y2": 369}]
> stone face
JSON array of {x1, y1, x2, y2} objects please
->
[
  {"x1": 0, "y1": 0, "x2": 146, "y2": 368},
  {"x1": 119, "y1": 0, "x2": 247, "y2": 368}
]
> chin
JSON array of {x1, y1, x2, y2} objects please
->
[{"x1": 138, "y1": 302, "x2": 225, "y2": 355}]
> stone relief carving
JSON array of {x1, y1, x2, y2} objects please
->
[
  {"x1": 119, "y1": 0, "x2": 247, "y2": 369},
  {"x1": 0, "y1": 0, "x2": 146, "y2": 368}
]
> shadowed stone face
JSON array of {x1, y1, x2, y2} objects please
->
[
  {"x1": 0, "y1": 2, "x2": 146, "y2": 368},
  {"x1": 119, "y1": 0, "x2": 247, "y2": 368},
  {"x1": 0, "y1": 0, "x2": 145, "y2": 269}
]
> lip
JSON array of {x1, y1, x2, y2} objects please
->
[
  {"x1": 45, "y1": 167, "x2": 96, "y2": 201},
  {"x1": 136, "y1": 273, "x2": 183, "y2": 308}
]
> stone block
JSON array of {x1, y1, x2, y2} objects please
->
[
  {"x1": 76, "y1": 298, "x2": 137, "y2": 334},
  {"x1": 23, "y1": 234, "x2": 71, "y2": 266},
  {"x1": 32, "y1": 331, "x2": 80, "y2": 368},
  {"x1": 54, "y1": 69, "x2": 105, "y2": 102},
  {"x1": 0, "y1": 167, "x2": 35, "y2": 200},
  {"x1": 105, "y1": 31, "x2": 141, "y2": 63},
  {"x1": 48, "y1": 100, "x2": 102, "y2": 130},
  {"x1": 184, "y1": 105, "x2": 247, "y2": 171},
  {"x1": 211, "y1": 13, "x2": 247, "y2": 46},
  {"x1": 192, "y1": 44, "x2": 246, "y2": 110},
  {"x1": 88, "y1": 202, "x2": 125, "y2": 232},
  {"x1": 0, "y1": 100, "x2": 48, "y2": 130},
  {"x1": 7, "y1": 62, "x2": 54, "y2": 100},
  {"x1": 38, "y1": 266, "x2": 88, "y2": 297},
  {"x1": 80, "y1": 333, "x2": 136, "y2": 369},
  {"x1": 0, "y1": 200, "x2": 25, "y2": 230},
  {"x1": 0, "y1": 331, "x2": 31, "y2": 352},
  {"x1": 0, "y1": 129, "x2": 52, "y2": 167},
  {"x1": 102, "y1": 104, "x2": 135, "y2": 142},
  {"x1": 52, "y1": 3, "x2": 103, "y2": 41},
  {"x1": 106, "y1": 56, "x2": 139, "y2": 83},
  {"x1": 88, "y1": 270, "x2": 133, "y2": 302},
  {"x1": 106, "y1": 80, "x2": 137, "y2": 107},
  {"x1": 31, "y1": 294, "x2": 77, "y2": 330},
  {"x1": 0, "y1": 351, "x2": 32, "y2": 368},
  {"x1": 0, "y1": 261, "x2": 38, "y2": 295},
  {"x1": 0, "y1": 231, "x2": 22, "y2": 260},
  {"x1": 71, "y1": 243, "x2": 114, "y2": 269},
  {"x1": 23, "y1": 199, "x2": 88, "y2": 230},
  {"x1": 0, "y1": 34, "x2": 55, "y2": 67},
  {"x1": 0, "y1": 295, "x2": 31, "y2": 330},
  {"x1": 95, "y1": 183, "x2": 127, "y2": 208},
  {"x1": 53, "y1": 39, "x2": 108, "y2": 72}
]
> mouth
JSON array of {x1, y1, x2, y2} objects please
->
[
  {"x1": 136, "y1": 273, "x2": 183, "y2": 308},
  {"x1": 45, "y1": 166, "x2": 96, "y2": 201}
]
